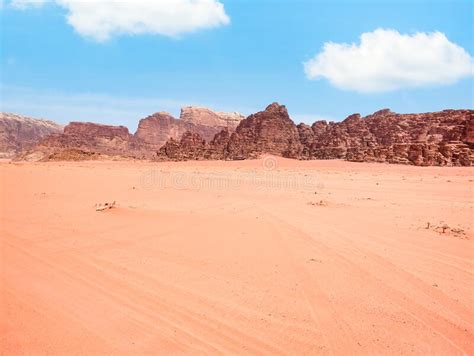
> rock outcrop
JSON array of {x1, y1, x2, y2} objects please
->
[
  {"x1": 303, "y1": 109, "x2": 473, "y2": 166},
  {"x1": 157, "y1": 103, "x2": 304, "y2": 161},
  {"x1": 180, "y1": 106, "x2": 244, "y2": 129},
  {"x1": 0, "y1": 113, "x2": 63, "y2": 158},
  {"x1": 132, "y1": 107, "x2": 244, "y2": 158},
  {"x1": 158, "y1": 131, "x2": 208, "y2": 161},
  {"x1": 226, "y1": 103, "x2": 303, "y2": 159},
  {"x1": 22, "y1": 122, "x2": 134, "y2": 161},
  {"x1": 12, "y1": 103, "x2": 474, "y2": 166},
  {"x1": 157, "y1": 105, "x2": 473, "y2": 166},
  {"x1": 18, "y1": 106, "x2": 244, "y2": 161},
  {"x1": 133, "y1": 111, "x2": 227, "y2": 154}
]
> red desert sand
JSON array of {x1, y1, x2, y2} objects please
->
[{"x1": 1, "y1": 157, "x2": 473, "y2": 354}]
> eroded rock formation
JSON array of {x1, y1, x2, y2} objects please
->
[
  {"x1": 158, "y1": 131, "x2": 208, "y2": 161},
  {"x1": 22, "y1": 122, "x2": 134, "y2": 161},
  {"x1": 304, "y1": 109, "x2": 473, "y2": 166},
  {"x1": 226, "y1": 103, "x2": 303, "y2": 159},
  {"x1": 0, "y1": 113, "x2": 63, "y2": 158},
  {"x1": 180, "y1": 106, "x2": 244, "y2": 129},
  {"x1": 9, "y1": 103, "x2": 474, "y2": 166},
  {"x1": 157, "y1": 105, "x2": 473, "y2": 166},
  {"x1": 133, "y1": 110, "x2": 233, "y2": 155},
  {"x1": 16, "y1": 106, "x2": 245, "y2": 161},
  {"x1": 156, "y1": 103, "x2": 304, "y2": 161}
]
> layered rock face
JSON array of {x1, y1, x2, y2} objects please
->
[
  {"x1": 24, "y1": 122, "x2": 133, "y2": 161},
  {"x1": 226, "y1": 103, "x2": 303, "y2": 159},
  {"x1": 158, "y1": 131, "x2": 208, "y2": 161},
  {"x1": 19, "y1": 106, "x2": 244, "y2": 161},
  {"x1": 11, "y1": 103, "x2": 473, "y2": 166},
  {"x1": 134, "y1": 111, "x2": 227, "y2": 152},
  {"x1": 303, "y1": 109, "x2": 473, "y2": 166},
  {"x1": 157, "y1": 103, "x2": 304, "y2": 161},
  {"x1": 0, "y1": 113, "x2": 63, "y2": 158},
  {"x1": 158, "y1": 105, "x2": 473, "y2": 166},
  {"x1": 133, "y1": 107, "x2": 244, "y2": 158},
  {"x1": 180, "y1": 106, "x2": 244, "y2": 129}
]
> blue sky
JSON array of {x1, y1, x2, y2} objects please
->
[{"x1": 1, "y1": 0, "x2": 473, "y2": 130}]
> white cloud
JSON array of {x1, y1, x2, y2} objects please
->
[
  {"x1": 8, "y1": 0, "x2": 230, "y2": 41},
  {"x1": 304, "y1": 29, "x2": 474, "y2": 93}
]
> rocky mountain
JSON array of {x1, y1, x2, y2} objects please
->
[
  {"x1": 10, "y1": 103, "x2": 474, "y2": 166},
  {"x1": 21, "y1": 122, "x2": 134, "y2": 161},
  {"x1": 157, "y1": 103, "x2": 304, "y2": 161},
  {"x1": 303, "y1": 109, "x2": 473, "y2": 166},
  {"x1": 0, "y1": 113, "x2": 63, "y2": 158},
  {"x1": 157, "y1": 104, "x2": 473, "y2": 166},
  {"x1": 18, "y1": 106, "x2": 245, "y2": 161},
  {"x1": 226, "y1": 103, "x2": 303, "y2": 159},
  {"x1": 180, "y1": 106, "x2": 244, "y2": 129},
  {"x1": 158, "y1": 131, "x2": 208, "y2": 161},
  {"x1": 133, "y1": 108, "x2": 240, "y2": 155}
]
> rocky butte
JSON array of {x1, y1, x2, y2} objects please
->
[
  {"x1": 157, "y1": 103, "x2": 474, "y2": 166},
  {"x1": 29, "y1": 122, "x2": 134, "y2": 161},
  {"x1": 18, "y1": 106, "x2": 245, "y2": 161},
  {"x1": 9, "y1": 103, "x2": 474, "y2": 166},
  {"x1": 302, "y1": 108, "x2": 474, "y2": 166},
  {"x1": 133, "y1": 108, "x2": 243, "y2": 158}
]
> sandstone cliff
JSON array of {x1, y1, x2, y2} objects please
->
[
  {"x1": 303, "y1": 109, "x2": 473, "y2": 166},
  {"x1": 12, "y1": 103, "x2": 474, "y2": 166},
  {"x1": 18, "y1": 106, "x2": 245, "y2": 161},
  {"x1": 180, "y1": 106, "x2": 244, "y2": 129},
  {"x1": 156, "y1": 103, "x2": 304, "y2": 161},
  {"x1": 133, "y1": 110, "x2": 232, "y2": 154},
  {"x1": 157, "y1": 104, "x2": 473, "y2": 166},
  {"x1": 226, "y1": 103, "x2": 303, "y2": 159},
  {"x1": 0, "y1": 113, "x2": 63, "y2": 158},
  {"x1": 158, "y1": 131, "x2": 208, "y2": 161},
  {"x1": 22, "y1": 121, "x2": 133, "y2": 161}
]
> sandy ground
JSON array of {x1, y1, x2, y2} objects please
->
[{"x1": 1, "y1": 157, "x2": 473, "y2": 354}]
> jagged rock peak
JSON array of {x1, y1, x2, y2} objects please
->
[
  {"x1": 372, "y1": 108, "x2": 393, "y2": 116},
  {"x1": 264, "y1": 102, "x2": 289, "y2": 116},
  {"x1": 343, "y1": 113, "x2": 362, "y2": 122}
]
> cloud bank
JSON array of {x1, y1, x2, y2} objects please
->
[
  {"x1": 304, "y1": 29, "x2": 474, "y2": 93},
  {"x1": 9, "y1": 0, "x2": 230, "y2": 41}
]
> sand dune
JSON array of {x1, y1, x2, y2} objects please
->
[{"x1": 1, "y1": 158, "x2": 473, "y2": 354}]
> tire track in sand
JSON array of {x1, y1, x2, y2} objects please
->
[{"x1": 258, "y1": 208, "x2": 473, "y2": 354}]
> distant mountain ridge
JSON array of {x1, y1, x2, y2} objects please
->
[
  {"x1": 0, "y1": 113, "x2": 64, "y2": 158},
  {"x1": 5, "y1": 104, "x2": 474, "y2": 166},
  {"x1": 14, "y1": 106, "x2": 245, "y2": 161},
  {"x1": 158, "y1": 103, "x2": 474, "y2": 166}
]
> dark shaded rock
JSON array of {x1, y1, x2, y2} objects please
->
[
  {"x1": 158, "y1": 131, "x2": 207, "y2": 160},
  {"x1": 15, "y1": 104, "x2": 473, "y2": 167},
  {"x1": 226, "y1": 103, "x2": 303, "y2": 159},
  {"x1": 134, "y1": 112, "x2": 220, "y2": 152},
  {"x1": 297, "y1": 123, "x2": 315, "y2": 159},
  {"x1": 205, "y1": 128, "x2": 231, "y2": 160},
  {"x1": 22, "y1": 122, "x2": 134, "y2": 160},
  {"x1": 303, "y1": 109, "x2": 473, "y2": 166},
  {"x1": 133, "y1": 108, "x2": 244, "y2": 158}
]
